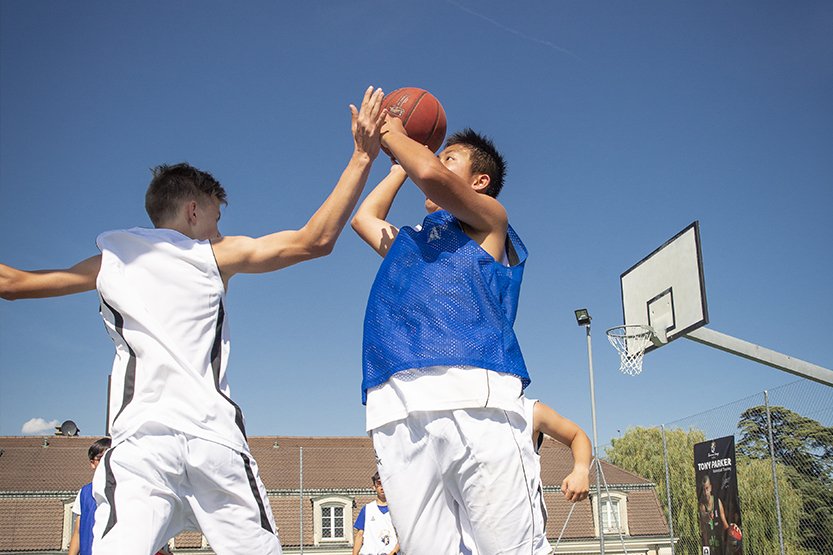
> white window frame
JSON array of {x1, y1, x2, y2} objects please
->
[
  {"x1": 312, "y1": 495, "x2": 353, "y2": 547},
  {"x1": 62, "y1": 496, "x2": 77, "y2": 550},
  {"x1": 591, "y1": 490, "x2": 630, "y2": 536}
]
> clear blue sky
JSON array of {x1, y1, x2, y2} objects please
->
[{"x1": 1, "y1": 1, "x2": 831, "y2": 447}]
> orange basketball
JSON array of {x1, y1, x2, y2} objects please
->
[
  {"x1": 381, "y1": 87, "x2": 447, "y2": 154},
  {"x1": 728, "y1": 526, "x2": 742, "y2": 542}
]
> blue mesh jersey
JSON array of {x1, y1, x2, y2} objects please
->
[{"x1": 362, "y1": 209, "x2": 530, "y2": 402}]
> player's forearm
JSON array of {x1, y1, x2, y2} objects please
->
[
  {"x1": 382, "y1": 131, "x2": 445, "y2": 194},
  {"x1": 298, "y1": 150, "x2": 374, "y2": 257},
  {"x1": 570, "y1": 429, "x2": 593, "y2": 471},
  {"x1": 354, "y1": 165, "x2": 407, "y2": 221},
  {"x1": 0, "y1": 256, "x2": 99, "y2": 300},
  {"x1": 67, "y1": 518, "x2": 80, "y2": 555}
]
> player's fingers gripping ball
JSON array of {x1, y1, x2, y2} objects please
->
[{"x1": 381, "y1": 87, "x2": 447, "y2": 155}]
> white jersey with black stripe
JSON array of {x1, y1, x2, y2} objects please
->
[{"x1": 96, "y1": 227, "x2": 248, "y2": 452}]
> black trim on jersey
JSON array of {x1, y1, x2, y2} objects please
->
[
  {"x1": 102, "y1": 448, "x2": 119, "y2": 536},
  {"x1": 241, "y1": 452, "x2": 274, "y2": 533},
  {"x1": 210, "y1": 301, "x2": 247, "y2": 439},
  {"x1": 101, "y1": 298, "x2": 137, "y2": 424}
]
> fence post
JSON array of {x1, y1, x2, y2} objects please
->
[
  {"x1": 764, "y1": 391, "x2": 785, "y2": 555},
  {"x1": 300, "y1": 446, "x2": 304, "y2": 554},
  {"x1": 661, "y1": 425, "x2": 676, "y2": 555}
]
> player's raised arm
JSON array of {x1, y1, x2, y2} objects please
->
[
  {"x1": 533, "y1": 401, "x2": 592, "y2": 502},
  {"x1": 380, "y1": 117, "x2": 507, "y2": 235},
  {"x1": 0, "y1": 255, "x2": 101, "y2": 300},
  {"x1": 351, "y1": 163, "x2": 407, "y2": 257},
  {"x1": 213, "y1": 86, "x2": 386, "y2": 279}
]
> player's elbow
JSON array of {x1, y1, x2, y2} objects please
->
[
  {"x1": 0, "y1": 271, "x2": 23, "y2": 300},
  {"x1": 305, "y1": 235, "x2": 337, "y2": 259},
  {"x1": 410, "y1": 163, "x2": 445, "y2": 187}
]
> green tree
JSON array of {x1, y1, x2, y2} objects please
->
[
  {"x1": 606, "y1": 426, "x2": 705, "y2": 555},
  {"x1": 738, "y1": 405, "x2": 833, "y2": 554},
  {"x1": 736, "y1": 457, "x2": 809, "y2": 555},
  {"x1": 607, "y1": 426, "x2": 809, "y2": 555}
]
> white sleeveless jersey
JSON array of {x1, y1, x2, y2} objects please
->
[
  {"x1": 360, "y1": 502, "x2": 397, "y2": 555},
  {"x1": 96, "y1": 228, "x2": 248, "y2": 452}
]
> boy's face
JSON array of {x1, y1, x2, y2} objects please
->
[
  {"x1": 192, "y1": 196, "x2": 223, "y2": 241},
  {"x1": 89, "y1": 452, "x2": 105, "y2": 471},
  {"x1": 424, "y1": 144, "x2": 487, "y2": 213},
  {"x1": 438, "y1": 144, "x2": 475, "y2": 182},
  {"x1": 373, "y1": 478, "x2": 386, "y2": 502}
]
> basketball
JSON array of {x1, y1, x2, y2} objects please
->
[
  {"x1": 728, "y1": 525, "x2": 742, "y2": 542},
  {"x1": 381, "y1": 87, "x2": 447, "y2": 154}
]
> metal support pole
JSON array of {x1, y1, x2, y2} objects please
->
[
  {"x1": 765, "y1": 391, "x2": 785, "y2": 555},
  {"x1": 300, "y1": 446, "x2": 304, "y2": 554},
  {"x1": 660, "y1": 425, "x2": 676, "y2": 555},
  {"x1": 584, "y1": 323, "x2": 605, "y2": 555},
  {"x1": 685, "y1": 327, "x2": 833, "y2": 386}
]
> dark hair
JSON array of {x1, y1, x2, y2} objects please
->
[
  {"x1": 88, "y1": 437, "x2": 111, "y2": 461},
  {"x1": 445, "y1": 128, "x2": 507, "y2": 198},
  {"x1": 371, "y1": 471, "x2": 380, "y2": 484},
  {"x1": 145, "y1": 163, "x2": 227, "y2": 227}
]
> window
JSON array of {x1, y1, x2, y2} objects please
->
[
  {"x1": 591, "y1": 491, "x2": 630, "y2": 536},
  {"x1": 321, "y1": 504, "x2": 345, "y2": 539},
  {"x1": 312, "y1": 495, "x2": 353, "y2": 546},
  {"x1": 601, "y1": 497, "x2": 622, "y2": 533}
]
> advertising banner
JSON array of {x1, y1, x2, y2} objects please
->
[{"x1": 694, "y1": 435, "x2": 743, "y2": 555}]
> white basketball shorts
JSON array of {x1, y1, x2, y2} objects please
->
[
  {"x1": 372, "y1": 407, "x2": 547, "y2": 554},
  {"x1": 91, "y1": 422, "x2": 281, "y2": 555}
]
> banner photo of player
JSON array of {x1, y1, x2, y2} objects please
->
[{"x1": 694, "y1": 435, "x2": 744, "y2": 555}]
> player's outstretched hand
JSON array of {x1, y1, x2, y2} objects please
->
[
  {"x1": 350, "y1": 86, "x2": 386, "y2": 160},
  {"x1": 561, "y1": 468, "x2": 590, "y2": 502}
]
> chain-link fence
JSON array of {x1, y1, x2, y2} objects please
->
[
  {"x1": 2, "y1": 380, "x2": 830, "y2": 554},
  {"x1": 604, "y1": 379, "x2": 833, "y2": 555}
]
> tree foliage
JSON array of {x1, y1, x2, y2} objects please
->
[
  {"x1": 606, "y1": 425, "x2": 810, "y2": 555},
  {"x1": 736, "y1": 458, "x2": 808, "y2": 555},
  {"x1": 737, "y1": 405, "x2": 833, "y2": 554},
  {"x1": 606, "y1": 426, "x2": 705, "y2": 554}
]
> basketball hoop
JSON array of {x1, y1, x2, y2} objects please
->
[{"x1": 606, "y1": 325, "x2": 655, "y2": 376}]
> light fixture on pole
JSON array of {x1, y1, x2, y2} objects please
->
[{"x1": 575, "y1": 308, "x2": 605, "y2": 554}]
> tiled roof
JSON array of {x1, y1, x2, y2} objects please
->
[
  {"x1": 0, "y1": 435, "x2": 669, "y2": 550},
  {"x1": 0, "y1": 498, "x2": 65, "y2": 551}
]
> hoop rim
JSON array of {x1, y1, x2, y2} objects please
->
[{"x1": 605, "y1": 324, "x2": 655, "y2": 339}]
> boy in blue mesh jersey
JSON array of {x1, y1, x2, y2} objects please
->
[{"x1": 352, "y1": 121, "x2": 543, "y2": 554}]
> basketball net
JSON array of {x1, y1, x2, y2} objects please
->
[{"x1": 606, "y1": 325, "x2": 655, "y2": 376}]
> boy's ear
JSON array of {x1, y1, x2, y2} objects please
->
[
  {"x1": 185, "y1": 200, "x2": 199, "y2": 224},
  {"x1": 471, "y1": 174, "x2": 491, "y2": 193}
]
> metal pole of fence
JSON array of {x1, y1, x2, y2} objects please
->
[
  {"x1": 764, "y1": 391, "x2": 785, "y2": 555},
  {"x1": 660, "y1": 425, "x2": 676, "y2": 555},
  {"x1": 300, "y1": 446, "x2": 304, "y2": 554}
]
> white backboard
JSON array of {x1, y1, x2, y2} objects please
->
[{"x1": 620, "y1": 221, "x2": 708, "y2": 352}]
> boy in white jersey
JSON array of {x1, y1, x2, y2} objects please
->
[
  {"x1": 0, "y1": 86, "x2": 387, "y2": 555},
  {"x1": 352, "y1": 471, "x2": 399, "y2": 555},
  {"x1": 352, "y1": 122, "x2": 539, "y2": 553}
]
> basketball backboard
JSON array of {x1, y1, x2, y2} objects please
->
[{"x1": 620, "y1": 221, "x2": 708, "y2": 352}]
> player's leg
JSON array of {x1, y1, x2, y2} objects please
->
[
  {"x1": 91, "y1": 425, "x2": 186, "y2": 555},
  {"x1": 451, "y1": 407, "x2": 541, "y2": 555},
  {"x1": 372, "y1": 415, "x2": 466, "y2": 553},
  {"x1": 183, "y1": 436, "x2": 282, "y2": 555}
]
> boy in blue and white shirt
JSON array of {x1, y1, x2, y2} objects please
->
[{"x1": 352, "y1": 125, "x2": 540, "y2": 554}]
